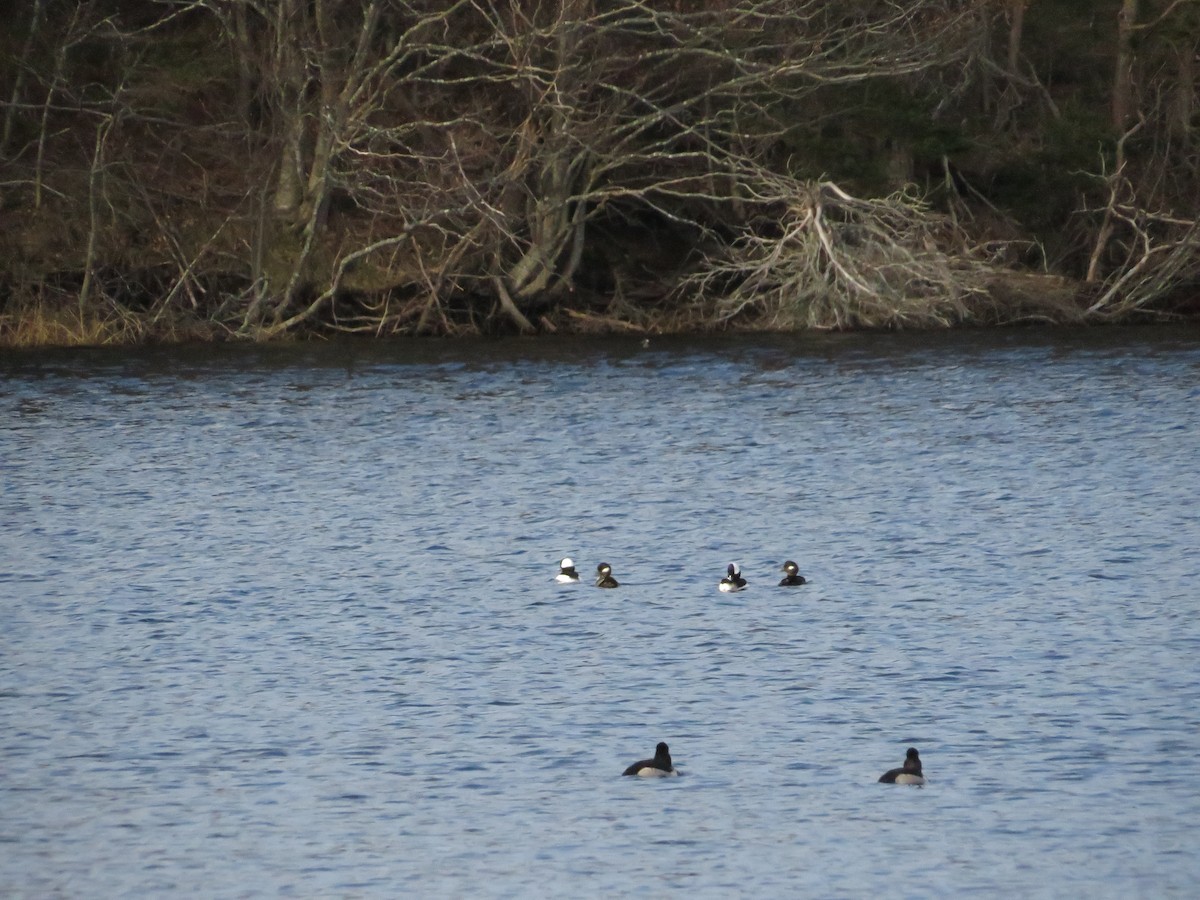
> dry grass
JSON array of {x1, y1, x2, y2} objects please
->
[
  {"x1": 0, "y1": 303, "x2": 128, "y2": 348},
  {"x1": 0, "y1": 296, "x2": 224, "y2": 348}
]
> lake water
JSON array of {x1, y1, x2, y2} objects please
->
[{"x1": 2, "y1": 327, "x2": 1199, "y2": 897}]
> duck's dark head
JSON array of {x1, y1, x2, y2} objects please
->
[{"x1": 654, "y1": 742, "x2": 672, "y2": 767}]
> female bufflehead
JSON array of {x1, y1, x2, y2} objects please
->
[
  {"x1": 622, "y1": 741, "x2": 679, "y2": 777},
  {"x1": 556, "y1": 557, "x2": 581, "y2": 583},
  {"x1": 595, "y1": 562, "x2": 619, "y2": 588},
  {"x1": 878, "y1": 747, "x2": 925, "y2": 785},
  {"x1": 719, "y1": 562, "x2": 747, "y2": 592},
  {"x1": 779, "y1": 560, "x2": 808, "y2": 586}
]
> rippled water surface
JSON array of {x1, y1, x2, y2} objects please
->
[{"x1": 3, "y1": 327, "x2": 1200, "y2": 897}]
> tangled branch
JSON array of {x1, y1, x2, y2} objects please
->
[{"x1": 681, "y1": 179, "x2": 995, "y2": 329}]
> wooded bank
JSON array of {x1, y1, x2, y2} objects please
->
[{"x1": 1, "y1": 1, "x2": 1197, "y2": 347}]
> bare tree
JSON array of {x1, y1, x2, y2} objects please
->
[
  {"x1": 0, "y1": 0, "x2": 252, "y2": 339},
  {"x1": 207, "y1": 0, "x2": 997, "y2": 335},
  {"x1": 1, "y1": 0, "x2": 49, "y2": 158},
  {"x1": 1084, "y1": 0, "x2": 1200, "y2": 317},
  {"x1": 24, "y1": 0, "x2": 1196, "y2": 341}
]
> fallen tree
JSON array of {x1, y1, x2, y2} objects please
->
[{"x1": 677, "y1": 176, "x2": 1086, "y2": 329}]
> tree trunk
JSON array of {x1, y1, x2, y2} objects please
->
[
  {"x1": 2, "y1": 0, "x2": 46, "y2": 156},
  {"x1": 270, "y1": 0, "x2": 306, "y2": 220},
  {"x1": 1112, "y1": 0, "x2": 1139, "y2": 130},
  {"x1": 1170, "y1": 38, "x2": 1196, "y2": 144},
  {"x1": 1006, "y1": 0, "x2": 1027, "y2": 76}
]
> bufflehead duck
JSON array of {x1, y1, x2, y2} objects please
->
[
  {"x1": 556, "y1": 557, "x2": 581, "y2": 583},
  {"x1": 779, "y1": 560, "x2": 808, "y2": 586},
  {"x1": 622, "y1": 741, "x2": 679, "y2": 777},
  {"x1": 718, "y1": 563, "x2": 747, "y2": 592},
  {"x1": 878, "y1": 747, "x2": 925, "y2": 785},
  {"x1": 595, "y1": 562, "x2": 619, "y2": 588}
]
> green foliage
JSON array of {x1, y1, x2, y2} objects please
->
[
  {"x1": 982, "y1": 105, "x2": 1111, "y2": 238},
  {"x1": 776, "y1": 82, "x2": 970, "y2": 194},
  {"x1": 1022, "y1": 0, "x2": 1118, "y2": 107}
]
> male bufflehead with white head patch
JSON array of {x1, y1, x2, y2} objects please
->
[
  {"x1": 719, "y1": 563, "x2": 747, "y2": 592},
  {"x1": 556, "y1": 557, "x2": 581, "y2": 583}
]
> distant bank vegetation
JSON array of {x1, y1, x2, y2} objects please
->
[{"x1": 1, "y1": 1, "x2": 1197, "y2": 347}]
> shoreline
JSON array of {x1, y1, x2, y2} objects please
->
[{"x1": 4, "y1": 268, "x2": 1195, "y2": 351}]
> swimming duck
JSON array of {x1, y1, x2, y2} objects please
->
[
  {"x1": 595, "y1": 562, "x2": 619, "y2": 588},
  {"x1": 555, "y1": 557, "x2": 581, "y2": 583},
  {"x1": 778, "y1": 560, "x2": 807, "y2": 586},
  {"x1": 718, "y1": 562, "x2": 747, "y2": 592},
  {"x1": 878, "y1": 747, "x2": 925, "y2": 785},
  {"x1": 622, "y1": 741, "x2": 678, "y2": 777}
]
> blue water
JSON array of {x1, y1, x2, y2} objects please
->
[{"x1": 3, "y1": 328, "x2": 1199, "y2": 897}]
